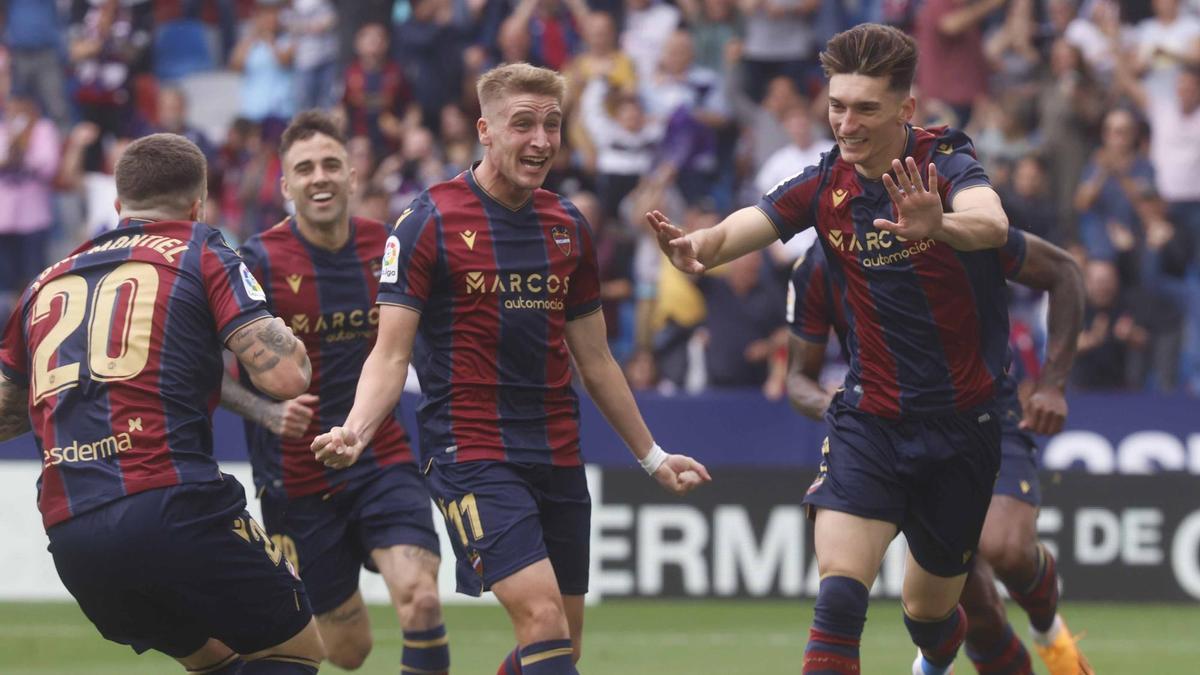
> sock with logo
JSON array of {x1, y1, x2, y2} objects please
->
[
  {"x1": 496, "y1": 646, "x2": 522, "y2": 675},
  {"x1": 965, "y1": 622, "x2": 1033, "y2": 674},
  {"x1": 803, "y1": 575, "x2": 869, "y2": 674}
]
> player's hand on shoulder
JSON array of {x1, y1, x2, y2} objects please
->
[
  {"x1": 652, "y1": 453, "x2": 713, "y2": 496},
  {"x1": 646, "y1": 210, "x2": 706, "y2": 274},
  {"x1": 311, "y1": 426, "x2": 366, "y2": 469},
  {"x1": 271, "y1": 393, "x2": 318, "y2": 439},
  {"x1": 874, "y1": 156, "x2": 943, "y2": 241},
  {"x1": 1020, "y1": 385, "x2": 1067, "y2": 436}
]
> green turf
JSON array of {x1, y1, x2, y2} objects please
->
[{"x1": 1, "y1": 600, "x2": 1197, "y2": 674}]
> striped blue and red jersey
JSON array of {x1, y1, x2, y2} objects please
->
[
  {"x1": 759, "y1": 124, "x2": 1013, "y2": 418},
  {"x1": 0, "y1": 219, "x2": 270, "y2": 529},
  {"x1": 377, "y1": 167, "x2": 602, "y2": 467},
  {"x1": 789, "y1": 227, "x2": 1032, "y2": 439},
  {"x1": 238, "y1": 217, "x2": 414, "y2": 498}
]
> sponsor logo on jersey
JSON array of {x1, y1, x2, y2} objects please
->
[
  {"x1": 464, "y1": 270, "x2": 572, "y2": 311},
  {"x1": 381, "y1": 236, "x2": 400, "y2": 283},
  {"x1": 240, "y1": 263, "x2": 266, "y2": 301},
  {"x1": 43, "y1": 432, "x2": 134, "y2": 467}
]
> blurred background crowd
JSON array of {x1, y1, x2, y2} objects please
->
[{"x1": 1, "y1": 0, "x2": 1198, "y2": 398}]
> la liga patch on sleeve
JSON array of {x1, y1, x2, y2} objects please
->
[
  {"x1": 381, "y1": 236, "x2": 400, "y2": 283},
  {"x1": 239, "y1": 263, "x2": 266, "y2": 301}
]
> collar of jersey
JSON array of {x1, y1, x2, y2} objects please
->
[
  {"x1": 466, "y1": 161, "x2": 533, "y2": 213},
  {"x1": 288, "y1": 216, "x2": 358, "y2": 256}
]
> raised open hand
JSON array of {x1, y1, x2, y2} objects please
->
[{"x1": 873, "y1": 157, "x2": 943, "y2": 242}]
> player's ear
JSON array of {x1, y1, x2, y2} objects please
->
[
  {"x1": 348, "y1": 165, "x2": 358, "y2": 198},
  {"x1": 113, "y1": 198, "x2": 122, "y2": 217},
  {"x1": 899, "y1": 94, "x2": 916, "y2": 124},
  {"x1": 189, "y1": 196, "x2": 204, "y2": 222},
  {"x1": 279, "y1": 173, "x2": 290, "y2": 204},
  {"x1": 477, "y1": 115, "x2": 490, "y2": 147}
]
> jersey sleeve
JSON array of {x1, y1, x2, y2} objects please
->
[
  {"x1": 755, "y1": 163, "x2": 822, "y2": 243},
  {"x1": 0, "y1": 300, "x2": 29, "y2": 383},
  {"x1": 564, "y1": 201, "x2": 602, "y2": 320},
  {"x1": 786, "y1": 248, "x2": 833, "y2": 343},
  {"x1": 933, "y1": 129, "x2": 992, "y2": 207},
  {"x1": 377, "y1": 193, "x2": 439, "y2": 312},
  {"x1": 199, "y1": 228, "x2": 273, "y2": 342},
  {"x1": 997, "y1": 226, "x2": 1028, "y2": 280}
]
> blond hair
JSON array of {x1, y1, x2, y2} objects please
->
[{"x1": 476, "y1": 62, "x2": 565, "y2": 114}]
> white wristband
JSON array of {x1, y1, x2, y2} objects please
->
[{"x1": 639, "y1": 443, "x2": 669, "y2": 475}]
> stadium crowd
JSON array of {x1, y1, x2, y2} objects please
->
[{"x1": 1, "y1": 0, "x2": 1198, "y2": 396}]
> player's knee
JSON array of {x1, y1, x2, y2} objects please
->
[
  {"x1": 979, "y1": 531, "x2": 1036, "y2": 582},
  {"x1": 402, "y1": 586, "x2": 442, "y2": 626},
  {"x1": 324, "y1": 633, "x2": 372, "y2": 670},
  {"x1": 516, "y1": 599, "x2": 569, "y2": 638}
]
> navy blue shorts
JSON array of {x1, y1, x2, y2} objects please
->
[
  {"x1": 260, "y1": 463, "x2": 440, "y2": 615},
  {"x1": 46, "y1": 475, "x2": 311, "y2": 658},
  {"x1": 426, "y1": 461, "x2": 590, "y2": 597},
  {"x1": 994, "y1": 426, "x2": 1041, "y2": 507},
  {"x1": 803, "y1": 394, "x2": 1002, "y2": 578}
]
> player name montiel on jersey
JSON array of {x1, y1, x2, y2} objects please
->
[
  {"x1": 378, "y1": 167, "x2": 602, "y2": 467},
  {"x1": 239, "y1": 217, "x2": 414, "y2": 498},
  {"x1": 0, "y1": 219, "x2": 270, "y2": 528},
  {"x1": 761, "y1": 124, "x2": 1014, "y2": 419},
  {"x1": 789, "y1": 226, "x2": 1032, "y2": 437}
]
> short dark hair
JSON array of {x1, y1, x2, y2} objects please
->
[
  {"x1": 280, "y1": 110, "x2": 345, "y2": 158},
  {"x1": 115, "y1": 133, "x2": 207, "y2": 212},
  {"x1": 820, "y1": 23, "x2": 918, "y2": 92}
]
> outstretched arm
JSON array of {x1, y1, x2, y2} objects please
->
[
  {"x1": 874, "y1": 158, "x2": 1008, "y2": 250},
  {"x1": 646, "y1": 206, "x2": 779, "y2": 274},
  {"x1": 1012, "y1": 233, "x2": 1085, "y2": 434},
  {"x1": 565, "y1": 309, "x2": 711, "y2": 495},
  {"x1": 0, "y1": 376, "x2": 30, "y2": 441},
  {"x1": 311, "y1": 305, "x2": 418, "y2": 469}
]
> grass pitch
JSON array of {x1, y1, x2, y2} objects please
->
[{"x1": 2, "y1": 600, "x2": 1197, "y2": 674}]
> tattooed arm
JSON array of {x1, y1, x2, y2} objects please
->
[
  {"x1": 226, "y1": 317, "x2": 311, "y2": 400},
  {"x1": 220, "y1": 373, "x2": 318, "y2": 440},
  {"x1": 0, "y1": 376, "x2": 31, "y2": 442}
]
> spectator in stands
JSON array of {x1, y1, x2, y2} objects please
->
[
  {"x1": 502, "y1": 0, "x2": 589, "y2": 72},
  {"x1": 0, "y1": 91, "x2": 60, "y2": 316},
  {"x1": 579, "y1": 76, "x2": 662, "y2": 219},
  {"x1": 1074, "y1": 107, "x2": 1156, "y2": 261},
  {"x1": 1132, "y1": 0, "x2": 1200, "y2": 96},
  {"x1": 572, "y1": 191, "x2": 636, "y2": 351},
  {"x1": 183, "y1": 0, "x2": 238, "y2": 63},
  {"x1": 696, "y1": 250, "x2": 787, "y2": 391},
  {"x1": 983, "y1": 0, "x2": 1042, "y2": 91},
  {"x1": 374, "y1": 125, "x2": 445, "y2": 219},
  {"x1": 394, "y1": 0, "x2": 470, "y2": 135},
  {"x1": 643, "y1": 30, "x2": 730, "y2": 207},
  {"x1": 737, "y1": 75, "x2": 803, "y2": 187},
  {"x1": 2, "y1": 0, "x2": 70, "y2": 130},
  {"x1": 915, "y1": 0, "x2": 1004, "y2": 126},
  {"x1": 67, "y1": 0, "x2": 153, "y2": 172},
  {"x1": 151, "y1": 87, "x2": 215, "y2": 161},
  {"x1": 999, "y1": 153, "x2": 1058, "y2": 242},
  {"x1": 738, "y1": 0, "x2": 819, "y2": 102},
  {"x1": 1039, "y1": 37, "x2": 1109, "y2": 236},
  {"x1": 754, "y1": 104, "x2": 823, "y2": 198},
  {"x1": 439, "y1": 103, "x2": 478, "y2": 175},
  {"x1": 342, "y1": 22, "x2": 414, "y2": 154},
  {"x1": 1072, "y1": 259, "x2": 1145, "y2": 390},
  {"x1": 621, "y1": 0, "x2": 682, "y2": 84},
  {"x1": 676, "y1": 0, "x2": 742, "y2": 74},
  {"x1": 229, "y1": 0, "x2": 296, "y2": 132},
  {"x1": 287, "y1": 0, "x2": 340, "y2": 111}
]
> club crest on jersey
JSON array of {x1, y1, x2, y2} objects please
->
[
  {"x1": 381, "y1": 236, "x2": 400, "y2": 283},
  {"x1": 551, "y1": 226, "x2": 572, "y2": 256},
  {"x1": 240, "y1": 263, "x2": 266, "y2": 301}
]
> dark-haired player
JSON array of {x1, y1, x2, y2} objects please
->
[
  {"x1": 786, "y1": 227, "x2": 1092, "y2": 674},
  {"x1": 220, "y1": 111, "x2": 449, "y2": 675},
  {"x1": 0, "y1": 133, "x2": 324, "y2": 673},
  {"x1": 650, "y1": 22, "x2": 1028, "y2": 675},
  {"x1": 313, "y1": 63, "x2": 711, "y2": 675}
]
